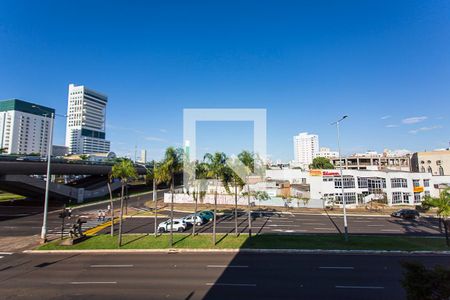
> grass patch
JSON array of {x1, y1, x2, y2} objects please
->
[
  {"x1": 0, "y1": 193, "x2": 26, "y2": 202},
  {"x1": 37, "y1": 234, "x2": 449, "y2": 251}
]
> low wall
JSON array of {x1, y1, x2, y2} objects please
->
[{"x1": 163, "y1": 193, "x2": 324, "y2": 208}]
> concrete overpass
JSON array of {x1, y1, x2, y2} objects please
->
[
  {"x1": 0, "y1": 160, "x2": 148, "y2": 176},
  {"x1": 0, "y1": 159, "x2": 148, "y2": 202}
]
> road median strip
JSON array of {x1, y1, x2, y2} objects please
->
[{"x1": 30, "y1": 233, "x2": 450, "y2": 254}]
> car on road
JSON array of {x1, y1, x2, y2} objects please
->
[
  {"x1": 158, "y1": 219, "x2": 187, "y2": 232},
  {"x1": 391, "y1": 209, "x2": 420, "y2": 219},
  {"x1": 199, "y1": 210, "x2": 214, "y2": 222},
  {"x1": 182, "y1": 214, "x2": 204, "y2": 226}
]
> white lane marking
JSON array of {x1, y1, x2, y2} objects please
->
[
  {"x1": 335, "y1": 285, "x2": 384, "y2": 289},
  {"x1": 354, "y1": 221, "x2": 371, "y2": 223},
  {"x1": 303, "y1": 223, "x2": 326, "y2": 225},
  {"x1": 207, "y1": 265, "x2": 248, "y2": 268},
  {"x1": 0, "y1": 252, "x2": 13, "y2": 255},
  {"x1": 381, "y1": 229, "x2": 402, "y2": 232},
  {"x1": 319, "y1": 267, "x2": 354, "y2": 270},
  {"x1": 0, "y1": 214, "x2": 29, "y2": 217},
  {"x1": 0, "y1": 256, "x2": 4, "y2": 259},
  {"x1": 70, "y1": 281, "x2": 117, "y2": 284},
  {"x1": 268, "y1": 224, "x2": 299, "y2": 227},
  {"x1": 368, "y1": 225, "x2": 384, "y2": 227},
  {"x1": 90, "y1": 265, "x2": 134, "y2": 268},
  {"x1": 206, "y1": 283, "x2": 256, "y2": 287},
  {"x1": 314, "y1": 228, "x2": 335, "y2": 230},
  {"x1": 271, "y1": 229, "x2": 307, "y2": 233}
]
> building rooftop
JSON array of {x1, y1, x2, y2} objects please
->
[{"x1": 0, "y1": 99, "x2": 55, "y2": 116}]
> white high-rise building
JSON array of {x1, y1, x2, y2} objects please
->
[
  {"x1": 138, "y1": 149, "x2": 147, "y2": 164},
  {"x1": 0, "y1": 99, "x2": 54, "y2": 156},
  {"x1": 293, "y1": 132, "x2": 319, "y2": 166},
  {"x1": 65, "y1": 84, "x2": 110, "y2": 154}
]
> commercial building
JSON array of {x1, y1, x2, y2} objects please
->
[
  {"x1": 331, "y1": 150, "x2": 411, "y2": 171},
  {"x1": 0, "y1": 99, "x2": 54, "y2": 156},
  {"x1": 65, "y1": 84, "x2": 110, "y2": 154},
  {"x1": 411, "y1": 150, "x2": 450, "y2": 176},
  {"x1": 266, "y1": 168, "x2": 446, "y2": 207},
  {"x1": 293, "y1": 132, "x2": 319, "y2": 167}
]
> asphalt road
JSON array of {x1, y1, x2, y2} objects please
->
[
  {"x1": 0, "y1": 189, "x2": 166, "y2": 238},
  {"x1": 114, "y1": 210, "x2": 442, "y2": 236},
  {"x1": 0, "y1": 252, "x2": 448, "y2": 299}
]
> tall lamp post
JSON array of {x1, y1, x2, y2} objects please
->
[
  {"x1": 32, "y1": 105, "x2": 65, "y2": 242},
  {"x1": 331, "y1": 115, "x2": 349, "y2": 241}
]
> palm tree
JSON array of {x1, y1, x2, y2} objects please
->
[
  {"x1": 204, "y1": 152, "x2": 229, "y2": 245},
  {"x1": 192, "y1": 161, "x2": 208, "y2": 235},
  {"x1": 226, "y1": 157, "x2": 245, "y2": 236},
  {"x1": 161, "y1": 147, "x2": 183, "y2": 247},
  {"x1": 147, "y1": 160, "x2": 169, "y2": 236},
  {"x1": 423, "y1": 188, "x2": 450, "y2": 246},
  {"x1": 238, "y1": 151, "x2": 255, "y2": 236},
  {"x1": 111, "y1": 159, "x2": 138, "y2": 246},
  {"x1": 107, "y1": 175, "x2": 114, "y2": 237}
]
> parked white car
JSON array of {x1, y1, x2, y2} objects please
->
[
  {"x1": 157, "y1": 219, "x2": 187, "y2": 233},
  {"x1": 182, "y1": 214, "x2": 204, "y2": 226}
]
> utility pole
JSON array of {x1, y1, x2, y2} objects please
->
[{"x1": 332, "y1": 115, "x2": 349, "y2": 241}]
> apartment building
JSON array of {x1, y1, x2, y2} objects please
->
[
  {"x1": 0, "y1": 99, "x2": 54, "y2": 156},
  {"x1": 293, "y1": 132, "x2": 319, "y2": 167}
]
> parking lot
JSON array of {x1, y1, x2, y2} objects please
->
[{"x1": 108, "y1": 209, "x2": 443, "y2": 236}]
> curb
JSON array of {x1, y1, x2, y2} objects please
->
[{"x1": 24, "y1": 248, "x2": 450, "y2": 255}]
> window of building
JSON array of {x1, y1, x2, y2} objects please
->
[
  {"x1": 334, "y1": 176, "x2": 355, "y2": 188},
  {"x1": 414, "y1": 193, "x2": 421, "y2": 203},
  {"x1": 335, "y1": 192, "x2": 356, "y2": 205},
  {"x1": 423, "y1": 179, "x2": 430, "y2": 187},
  {"x1": 391, "y1": 178, "x2": 407, "y2": 188},
  {"x1": 413, "y1": 180, "x2": 420, "y2": 187},
  {"x1": 425, "y1": 191, "x2": 431, "y2": 197},
  {"x1": 357, "y1": 177, "x2": 368, "y2": 188},
  {"x1": 427, "y1": 166, "x2": 433, "y2": 174},
  {"x1": 439, "y1": 166, "x2": 444, "y2": 176},
  {"x1": 392, "y1": 192, "x2": 402, "y2": 204},
  {"x1": 421, "y1": 166, "x2": 425, "y2": 173},
  {"x1": 403, "y1": 193, "x2": 410, "y2": 204}
]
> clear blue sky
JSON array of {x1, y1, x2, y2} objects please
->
[{"x1": 0, "y1": 1, "x2": 449, "y2": 161}]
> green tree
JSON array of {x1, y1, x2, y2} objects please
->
[
  {"x1": 192, "y1": 161, "x2": 208, "y2": 235},
  {"x1": 0, "y1": 148, "x2": 6, "y2": 154},
  {"x1": 401, "y1": 261, "x2": 450, "y2": 300},
  {"x1": 227, "y1": 157, "x2": 246, "y2": 236},
  {"x1": 111, "y1": 159, "x2": 138, "y2": 246},
  {"x1": 147, "y1": 160, "x2": 169, "y2": 236},
  {"x1": 161, "y1": 147, "x2": 183, "y2": 247},
  {"x1": 204, "y1": 152, "x2": 229, "y2": 245},
  {"x1": 422, "y1": 188, "x2": 450, "y2": 246},
  {"x1": 309, "y1": 157, "x2": 334, "y2": 169},
  {"x1": 238, "y1": 150, "x2": 255, "y2": 237}
]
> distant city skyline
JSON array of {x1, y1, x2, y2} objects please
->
[{"x1": 0, "y1": 1, "x2": 449, "y2": 161}]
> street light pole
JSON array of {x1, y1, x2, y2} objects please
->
[
  {"x1": 41, "y1": 111, "x2": 54, "y2": 242},
  {"x1": 332, "y1": 115, "x2": 349, "y2": 241}
]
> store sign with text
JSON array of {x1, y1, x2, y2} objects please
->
[{"x1": 309, "y1": 170, "x2": 341, "y2": 177}]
